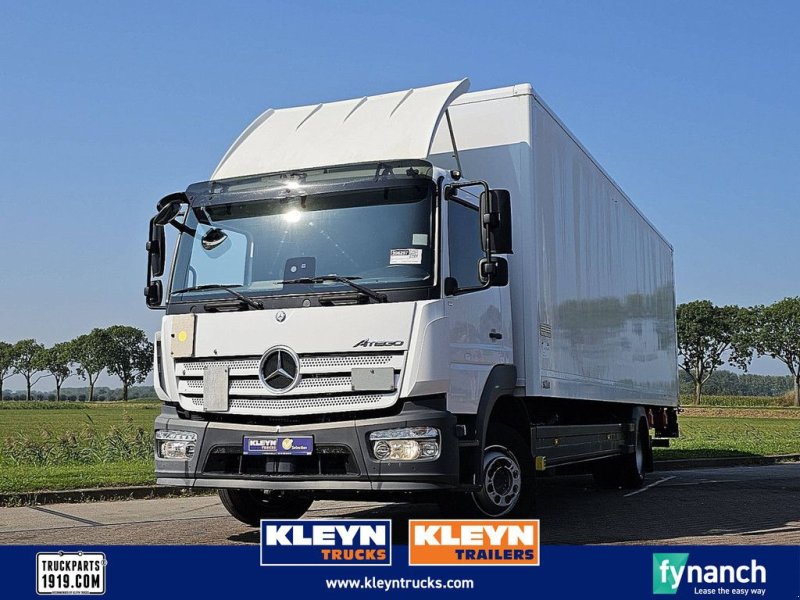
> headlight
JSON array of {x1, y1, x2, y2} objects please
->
[
  {"x1": 369, "y1": 427, "x2": 440, "y2": 461},
  {"x1": 156, "y1": 430, "x2": 197, "y2": 460}
]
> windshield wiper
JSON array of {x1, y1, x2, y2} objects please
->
[
  {"x1": 171, "y1": 284, "x2": 264, "y2": 310},
  {"x1": 279, "y1": 275, "x2": 388, "y2": 304}
]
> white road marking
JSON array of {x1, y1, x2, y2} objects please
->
[
  {"x1": 736, "y1": 522, "x2": 800, "y2": 536},
  {"x1": 624, "y1": 475, "x2": 676, "y2": 497},
  {"x1": 670, "y1": 479, "x2": 728, "y2": 486}
]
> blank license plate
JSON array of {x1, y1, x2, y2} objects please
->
[{"x1": 243, "y1": 436, "x2": 313, "y2": 456}]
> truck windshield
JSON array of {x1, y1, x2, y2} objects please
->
[{"x1": 170, "y1": 180, "x2": 435, "y2": 302}]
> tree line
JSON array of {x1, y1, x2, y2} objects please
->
[
  {"x1": 677, "y1": 297, "x2": 800, "y2": 405},
  {"x1": 2, "y1": 298, "x2": 797, "y2": 406},
  {"x1": 678, "y1": 370, "x2": 793, "y2": 398},
  {"x1": 0, "y1": 326, "x2": 153, "y2": 402},
  {"x1": 2, "y1": 386, "x2": 157, "y2": 403}
]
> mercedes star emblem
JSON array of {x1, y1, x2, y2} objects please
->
[
  {"x1": 259, "y1": 346, "x2": 299, "y2": 392},
  {"x1": 275, "y1": 310, "x2": 286, "y2": 322}
]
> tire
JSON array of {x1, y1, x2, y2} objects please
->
[
  {"x1": 593, "y1": 417, "x2": 650, "y2": 489},
  {"x1": 218, "y1": 489, "x2": 313, "y2": 527},
  {"x1": 621, "y1": 418, "x2": 650, "y2": 488},
  {"x1": 441, "y1": 423, "x2": 535, "y2": 518}
]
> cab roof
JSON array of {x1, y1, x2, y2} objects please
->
[{"x1": 211, "y1": 79, "x2": 470, "y2": 180}]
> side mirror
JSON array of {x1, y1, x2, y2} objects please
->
[
  {"x1": 153, "y1": 199, "x2": 182, "y2": 226},
  {"x1": 145, "y1": 280, "x2": 163, "y2": 308},
  {"x1": 156, "y1": 192, "x2": 189, "y2": 218},
  {"x1": 479, "y1": 189, "x2": 513, "y2": 254},
  {"x1": 145, "y1": 192, "x2": 187, "y2": 310},
  {"x1": 201, "y1": 227, "x2": 229, "y2": 251},
  {"x1": 480, "y1": 257, "x2": 508, "y2": 286},
  {"x1": 147, "y1": 220, "x2": 166, "y2": 278}
]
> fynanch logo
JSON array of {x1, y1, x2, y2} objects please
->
[
  {"x1": 653, "y1": 554, "x2": 690, "y2": 595},
  {"x1": 652, "y1": 553, "x2": 767, "y2": 595},
  {"x1": 353, "y1": 339, "x2": 404, "y2": 348}
]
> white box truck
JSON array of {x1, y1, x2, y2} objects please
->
[{"x1": 145, "y1": 79, "x2": 678, "y2": 523}]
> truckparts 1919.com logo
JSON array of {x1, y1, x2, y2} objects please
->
[
  {"x1": 36, "y1": 551, "x2": 107, "y2": 595},
  {"x1": 260, "y1": 520, "x2": 391, "y2": 566},
  {"x1": 653, "y1": 553, "x2": 767, "y2": 595}
]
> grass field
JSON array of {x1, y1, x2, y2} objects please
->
[
  {"x1": 654, "y1": 413, "x2": 800, "y2": 460},
  {"x1": 0, "y1": 401, "x2": 159, "y2": 439},
  {"x1": 1, "y1": 399, "x2": 799, "y2": 493},
  {"x1": 0, "y1": 401, "x2": 160, "y2": 494},
  {"x1": 0, "y1": 461, "x2": 155, "y2": 494}
]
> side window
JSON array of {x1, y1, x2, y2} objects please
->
[
  {"x1": 448, "y1": 200, "x2": 484, "y2": 289},
  {"x1": 188, "y1": 225, "x2": 248, "y2": 287}
]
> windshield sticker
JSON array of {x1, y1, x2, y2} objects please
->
[
  {"x1": 390, "y1": 248, "x2": 423, "y2": 265},
  {"x1": 412, "y1": 233, "x2": 428, "y2": 246}
]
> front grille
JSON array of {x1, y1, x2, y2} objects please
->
[
  {"x1": 182, "y1": 376, "x2": 354, "y2": 392},
  {"x1": 180, "y1": 358, "x2": 260, "y2": 374},
  {"x1": 188, "y1": 394, "x2": 388, "y2": 411},
  {"x1": 300, "y1": 355, "x2": 394, "y2": 369},
  {"x1": 174, "y1": 352, "x2": 405, "y2": 416},
  {"x1": 203, "y1": 445, "x2": 359, "y2": 477},
  {"x1": 180, "y1": 375, "x2": 355, "y2": 393},
  {"x1": 176, "y1": 354, "x2": 397, "y2": 376}
]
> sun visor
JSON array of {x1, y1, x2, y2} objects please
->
[{"x1": 211, "y1": 79, "x2": 470, "y2": 180}]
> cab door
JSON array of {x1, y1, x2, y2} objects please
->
[{"x1": 444, "y1": 193, "x2": 512, "y2": 414}]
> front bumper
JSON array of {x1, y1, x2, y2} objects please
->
[{"x1": 155, "y1": 399, "x2": 459, "y2": 492}]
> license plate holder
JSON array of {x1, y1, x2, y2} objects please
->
[{"x1": 243, "y1": 435, "x2": 314, "y2": 456}]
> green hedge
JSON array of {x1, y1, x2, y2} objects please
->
[
  {"x1": 0, "y1": 399, "x2": 160, "y2": 410},
  {"x1": 681, "y1": 394, "x2": 796, "y2": 407}
]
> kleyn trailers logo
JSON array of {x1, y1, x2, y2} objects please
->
[
  {"x1": 260, "y1": 520, "x2": 391, "y2": 566},
  {"x1": 653, "y1": 553, "x2": 767, "y2": 595},
  {"x1": 408, "y1": 520, "x2": 540, "y2": 566}
]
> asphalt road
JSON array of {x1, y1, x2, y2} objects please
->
[{"x1": 1, "y1": 463, "x2": 798, "y2": 546}]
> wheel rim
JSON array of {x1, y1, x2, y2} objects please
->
[{"x1": 473, "y1": 445, "x2": 522, "y2": 516}]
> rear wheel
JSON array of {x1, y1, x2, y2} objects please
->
[
  {"x1": 593, "y1": 416, "x2": 650, "y2": 489},
  {"x1": 621, "y1": 418, "x2": 650, "y2": 488},
  {"x1": 218, "y1": 489, "x2": 313, "y2": 527}
]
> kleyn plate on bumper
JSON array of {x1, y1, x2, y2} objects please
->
[{"x1": 243, "y1": 436, "x2": 314, "y2": 456}]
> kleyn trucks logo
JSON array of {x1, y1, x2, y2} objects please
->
[
  {"x1": 653, "y1": 554, "x2": 767, "y2": 595},
  {"x1": 408, "y1": 519, "x2": 540, "y2": 566},
  {"x1": 260, "y1": 520, "x2": 391, "y2": 566}
]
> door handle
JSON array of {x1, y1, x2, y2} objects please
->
[{"x1": 489, "y1": 331, "x2": 503, "y2": 340}]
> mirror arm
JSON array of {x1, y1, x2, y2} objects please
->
[{"x1": 170, "y1": 219, "x2": 195, "y2": 236}]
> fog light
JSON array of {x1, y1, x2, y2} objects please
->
[
  {"x1": 156, "y1": 430, "x2": 197, "y2": 460},
  {"x1": 420, "y1": 441, "x2": 439, "y2": 458},
  {"x1": 369, "y1": 427, "x2": 440, "y2": 461},
  {"x1": 373, "y1": 440, "x2": 392, "y2": 460}
]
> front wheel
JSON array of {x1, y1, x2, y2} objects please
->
[
  {"x1": 218, "y1": 489, "x2": 313, "y2": 527},
  {"x1": 441, "y1": 423, "x2": 536, "y2": 517}
]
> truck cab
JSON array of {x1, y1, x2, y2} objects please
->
[{"x1": 146, "y1": 80, "x2": 678, "y2": 523}]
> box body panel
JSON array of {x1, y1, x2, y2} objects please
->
[{"x1": 431, "y1": 86, "x2": 677, "y2": 406}]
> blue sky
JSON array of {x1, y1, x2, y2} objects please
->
[{"x1": 1, "y1": 1, "x2": 798, "y2": 386}]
